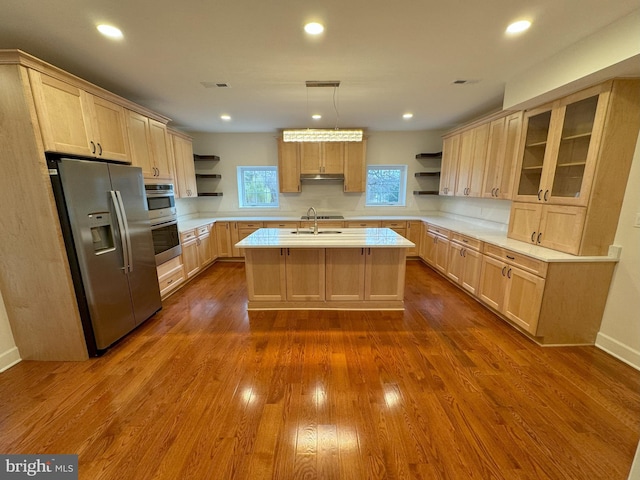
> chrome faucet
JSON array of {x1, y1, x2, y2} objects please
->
[{"x1": 307, "y1": 207, "x2": 318, "y2": 234}]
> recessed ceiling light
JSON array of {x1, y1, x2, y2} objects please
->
[
  {"x1": 97, "y1": 24, "x2": 123, "y2": 39},
  {"x1": 506, "y1": 20, "x2": 531, "y2": 34},
  {"x1": 304, "y1": 22, "x2": 324, "y2": 35},
  {"x1": 220, "y1": 115, "x2": 231, "y2": 121},
  {"x1": 312, "y1": 114, "x2": 322, "y2": 120},
  {"x1": 403, "y1": 113, "x2": 413, "y2": 119}
]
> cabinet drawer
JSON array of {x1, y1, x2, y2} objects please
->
[
  {"x1": 180, "y1": 229, "x2": 196, "y2": 242},
  {"x1": 237, "y1": 221, "x2": 264, "y2": 229},
  {"x1": 196, "y1": 225, "x2": 210, "y2": 236},
  {"x1": 158, "y1": 267, "x2": 185, "y2": 296},
  {"x1": 451, "y1": 233, "x2": 482, "y2": 251},
  {"x1": 427, "y1": 224, "x2": 450, "y2": 238},
  {"x1": 157, "y1": 256, "x2": 183, "y2": 277},
  {"x1": 381, "y1": 220, "x2": 407, "y2": 228},
  {"x1": 484, "y1": 244, "x2": 548, "y2": 277},
  {"x1": 265, "y1": 221, "x2": 299, "y2": 228},
  {"x1": 346, "y1": 221, "x2": 380, "y2": 227}
]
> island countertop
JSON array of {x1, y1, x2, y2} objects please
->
[{"x1": 235, "y1": 228, "x2": 415, "y2": 249}]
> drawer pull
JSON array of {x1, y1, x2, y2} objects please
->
[
  {"x1": 167, "y1": 279, "x2": 173, "y2": 285},
  {"x1": 462, "y1": 239, "x2": 468, "y2": 243},
  {"x1": 506, "y1": 255, "x2": 515, "y2": 260}
]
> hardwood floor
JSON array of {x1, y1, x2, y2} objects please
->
[{"x1": 1, "y1": 260, "x2": 638, "y2": 479}]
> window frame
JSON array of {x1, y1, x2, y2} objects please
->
[
  {"x1": 365, "y1": 165, "x2": 408, "y2": 207},
  {"x1": 236, "y1": 166, "x2": 280, "y2": 208}
]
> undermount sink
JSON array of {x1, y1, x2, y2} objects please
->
[{"x1": 290, "y1": 230, "x2": 342, "y2": 235}]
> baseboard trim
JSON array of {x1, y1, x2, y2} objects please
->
[
  {"x1": 595, "y1": 333, "x2": 640, "y2": 371},
  {"x1": 0, "y1": 346, "x2": 21, "y2": 373}
]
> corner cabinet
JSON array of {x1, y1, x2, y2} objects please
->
[
  {"x1": 509, "y1": 79, "x2": 640, "y2": 255},
  {"x1": 29, "y1": 71, "x2": 130, "y2": 162}
]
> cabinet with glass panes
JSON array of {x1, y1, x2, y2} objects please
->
[{"x1": 508, "y1": 79, "x2": 640, "y2": 256}]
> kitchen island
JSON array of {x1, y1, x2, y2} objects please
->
[{"x1": 235, "y1": 228, "x2": 415, "y2": 310}]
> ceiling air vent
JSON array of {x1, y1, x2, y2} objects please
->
[{"x1": 306, "y1": 80, "x2": 341, "y2": 88}]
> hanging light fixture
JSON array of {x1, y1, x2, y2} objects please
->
[{"x1": 283, "y1": 81, "x2": 363, "y2": 142}]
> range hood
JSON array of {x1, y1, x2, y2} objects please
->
[{"x1": 300, "y1": 173, "x2": 345, "y2": 182}]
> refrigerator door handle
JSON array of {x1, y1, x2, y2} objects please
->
[
  {"x1": 110, "y1": 190, "x2": 130, "y2": 273},
  {"x1": 115, "y1": 190, "x2": 134, "y2": 273}
]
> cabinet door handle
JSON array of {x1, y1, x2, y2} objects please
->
[
  {"x1": 537, "y1": 232, "x2": 542, "y2": 244},
  {"x1": 537, "y1": 189, "x2": 543, "y2": 201},
  {"x1": 459, "y1": 249, "x2": 463, "y2": 257},
  {"x1": 97, "y1": 143, "x2": 103, "y2": 155},
  {"x1": 507, "y1": 268, "x2": 512, "y2": 279},
  {"x1": 90, "y1": 141, "x2": 96, "y2": 154},
  {"x1": 280, "y1": 248, "x2": 283, "y2": 256},
  {"x1": 491, "y1": 188, "x2": 496, "y2": 197},
  {"x1": 531, "y1": 231, "x2": 536, "y2": 243},
  {"x1": 501, "y1": 266, "x2": 507, "y2": 276},
  {"x1": 495, "y1": 188, "x2": 499, "y2": 197},
  {"x1": 462, "y1": 249, "x2": 466, "y2": 257},
  {"x1": 361, "y1": 248, "x2": 364, "y2": 255},
  {"x1": 287, "y1": 248, "x2": 290, "y2": 256},
  {"x1": 544, "y1": 190, "x2": 549, "y2": 202}
]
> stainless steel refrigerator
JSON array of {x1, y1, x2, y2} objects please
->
[{"x1": 48, "y1": 156, "x2": 162, "y2": 355}]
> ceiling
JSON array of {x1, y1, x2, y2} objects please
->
[{"x1": 1, "y1": 1, "x2": 638, "y2": 133}]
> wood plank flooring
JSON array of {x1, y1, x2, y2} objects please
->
[{"x1": 1, "y1": 260, "x2": 638, "y2": 479}]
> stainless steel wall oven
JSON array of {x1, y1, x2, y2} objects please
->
[{"x1": 145, "y1": 184, "x2": 181, "y2": 265}]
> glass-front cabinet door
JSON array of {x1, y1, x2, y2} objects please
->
[
  {"x1": 514, "y1": 83, "x2": 609, "y2": 207},
  {"x1": 516, "y1": 107, "x2": 553, "y2": 200}
]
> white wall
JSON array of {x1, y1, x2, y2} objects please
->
[
  {"x1": 596, "y1": 133, "x2": 640, "y2": 368},
  {"x1": 185, "y1": 130, "x2": 446, "y2": 218},
  {"x1": 0, "y1": 289, "x2": 20, "y2": 372}
]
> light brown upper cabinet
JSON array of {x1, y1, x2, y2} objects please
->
[
  {"x1": 277, "y1": 139, "x2": 301, "y2": 193},
  {"x1": 455, "y1": 123, "x2": 489, "y2": 197},
  {"x1": 169, "y1": 130, "x2": 197, "y2": 198},
  {"x1": 127, "y1": 110, "x2": 173, "y2": 182},
  {"x1": 439, "y1": 134, "x2": 460, "y2": 196},
  {"x1": 343, "y1": 140, "x2": 367, "y2": 193},
  {"x1": 29, "y1": 71, "x2": 130, "y2": 162},
  {"x1": 482, "y1": 112, "x2": 522, "y2": 199},
  {"x1": 509, "y1": 79, "x2": 640, "y2": 255},
  {"x1": 300, "y1": 142, "x2": 344, "y2": 174}
]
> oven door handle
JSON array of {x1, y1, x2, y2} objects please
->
[{"x1": 150, "y1": 219, "x2": 178, "y2": 230}]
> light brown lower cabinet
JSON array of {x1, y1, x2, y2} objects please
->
[
  {"x1": 215, "y1": 222, "x2": 233, "y2": 257},
  {"x1": 476, "y1": 245, "x2": 615, "y2": 344},
  {"x1": 180, "y1": 225, "x2": 213, "y2": 280},
  {"x1": 156, "y1": 256, "x2": 186, "y2": 299},
  {"x1": 446, "y1": 240, "x2": 482, "y2": 296},
  {"x1": 422, "y1": 230, "x2": 449, "y2": 273},
  {"x1": 406, "y1": 221, "x2": 422, "y2": 256},
  {"x1": 244, "y1": 247, "x2": 406, "y2": 309}
]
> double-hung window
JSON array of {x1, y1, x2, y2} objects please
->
[
  {"x1": 237, "y1": 166, "x2": 279, "y2": 208},
  {"x1": 365, "y1": 165, "x2": 407, "y2": 206}
]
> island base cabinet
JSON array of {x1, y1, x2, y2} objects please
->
[
  {"x1": 285, "y1": 248, "x2": 325, "y2": 301},
  {"x1": 326, "y1": 249, "x2": 366, "y2": 301},
  {"x1": 244, "y1": 247, "x2": 407, "y2": 310},
  {"x1": 365, "y1": 248, "x2": 406, "y2": 301},
  {"x1": 244, "y1": 249, "x2": 286, "y2": 302}
]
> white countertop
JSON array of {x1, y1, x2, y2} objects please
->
[
  {"x1": 235, "y1": 228, "x2": 415, "y2": 248},
  {"x1": 179, "y1": 214, "x2": 617, "y2": 263}
]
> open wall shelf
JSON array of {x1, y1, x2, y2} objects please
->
[
  {"x1": 195, "y1": 174, "x2": 222, "y2": 179},
  {"x1": 415, "y1": 172, "x2": 440, "y2": 177},
  {"x1": 413, "y1": 190, "x2": 439, "y2": 195},
  {"x1": 193, "y1": 154, "x2": 220, "y2": 161},
  {"x1": 415, "y1": 152, "x2": 442, "y2": 159},
  {"x1": 197, "y1": 192, "x2": 223, "y2": 197}
]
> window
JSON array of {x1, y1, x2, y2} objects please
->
[
  {"x1": 365, "y1": 165, "x2": 407, "y2": 206},
  {"x1": 237, "y1": 166, "x2": 279, "y2": 208}
]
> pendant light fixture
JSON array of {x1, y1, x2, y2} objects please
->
[{"x1": 283, "y1": 81, "x2": 363, "y2": 142}]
